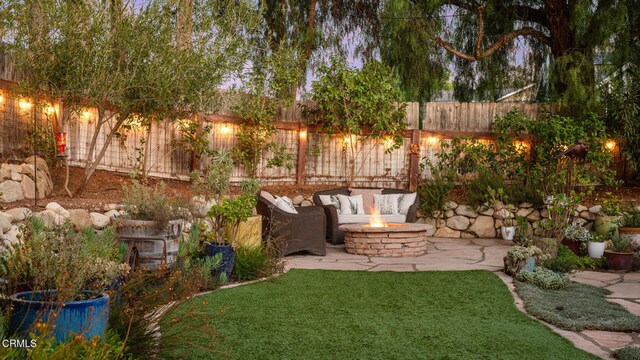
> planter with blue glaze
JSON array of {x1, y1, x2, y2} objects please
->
[
  {"x1": 9, "y1": 290, "x2": 109, "y2": 342},
  {"x1": 205, "y1": 243, "x2": 235, "y2": 282}
]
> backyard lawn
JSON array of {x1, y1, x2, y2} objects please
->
[{"x1": 163, "y1": 269, "x2": 598, "y2": 359}]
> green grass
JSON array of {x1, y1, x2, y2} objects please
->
[
  {"x1": 516, "y1": 281, "x2": 640, "y2": 332},
  {"x1": 162, "y1": 270, "x2": 598, "y2": 359}
]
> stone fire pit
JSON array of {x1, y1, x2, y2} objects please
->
[{"x1": 340, "y1": 223, "x2": 432, "y2": 257}]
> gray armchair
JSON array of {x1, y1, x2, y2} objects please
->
[{"x1": 256, "y1": 192, "x2": 326, "y2": 256}]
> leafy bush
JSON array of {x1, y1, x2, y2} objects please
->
[
  {"x1": 504, "y1": 245, "x2": 544, "y2": 276},
  {"x1": 416, "y1": 165, "x2": 456, "y2": 217},
  {"x1": 234, "y1": 246, "x2": 270, "y2": 281},
  {"x1": 122, "y1": 180, "x2": 191, "y2": 231},
  {"x1": 614, "y1": 346, "x2": 640, "y2": 360},
  {"x1": 516, "y1": 268, "x2": 569, "y2": 289},
  {"x1": 543, "y1": 245, "x2": 601, "y2": 273},
  {"x1": 619, "y1": 209, "x2": 640, "y2": 228}
]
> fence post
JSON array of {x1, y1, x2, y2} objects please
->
[
  {"x1": 296, "y1": 125, "x2": 307, "y2": 185},
  {"x1": 408, "y1": 129, "x2": 420, "y2": 191}
]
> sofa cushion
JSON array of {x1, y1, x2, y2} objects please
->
[
  {"x1": 318, "y1": 194, "x2": 342, "y2": 214},
  {"x1": 275, "y1": 196, "x2": 298, "y2": 214},
  {"x1": 349, "y1": 188, "x2": 383, "y2": 214},
  {"x1": 397, "y1": 192, "x2": 417, "y2": 215},
  {"x1": 337, "y1": 194, "x2": 365, "y2": 215},
  {"x1": 338, "y1": 214, "x2": 406, "y2": 224},
  {"x1": 373, "y1": 194, "x2": 400, "y2": 215}
]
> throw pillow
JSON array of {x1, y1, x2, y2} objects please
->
[
  {"x1": 337, "y1": 194, "x2": 365, "y2": 215},
  {"x1": 349, "y1": 188, "x2": 383, "y2": 214},
  {"x1": 373, "y1": 194, "x2": 400, "y2": 215},
  {"x1": 318, "y1": 194, "x2": 341, "y2": 214},
  {"x1": 397, "y1": 192, "x2": 417, "y2": 215},
  {"x1": 275, "y1": 196, "x2": 298, "y2": 214},
  {"x1": 260, "y1": 190, "x2": 276, "y2": 204}
]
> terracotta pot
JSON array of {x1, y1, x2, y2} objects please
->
[
  {"x1": 604, "y1": 250, "x2": 634, "y2": 271},
  {"x1": 619, "y1": 227, "x2": 640, "y2": 247}
]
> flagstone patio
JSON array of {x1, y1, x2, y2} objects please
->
[{"x1": 285, "y1": 237, "x2": 640, "y2": 359}]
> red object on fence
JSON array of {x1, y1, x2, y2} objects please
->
[{"x1": 55, "y1": 132, "x2": 67, "y2": 155}]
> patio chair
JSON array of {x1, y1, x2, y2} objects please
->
[{"x1": 256, "y1": 191, "x2": 326, "y2": 256}]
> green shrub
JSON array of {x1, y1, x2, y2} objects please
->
[
  {"x1": 417, "y1": 166, "x2": 456, "y2": 217},
  {"x1": 504, "y1": 245, "x2": 544, "y2": 276},
  {"x1": 614, "y1": 346, "x2": 640, "y2": 360},
  {"x1": 516, "y1": 267, "x2": 570, "y2": 289},
  {"x1": 234, "y1": 246, "x2": 271, "y2": 281},
  {"x1": 543, "y1": 245, "x2": 601, "y2": 273}
]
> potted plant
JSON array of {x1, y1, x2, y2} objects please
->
[
  {"x1": 2, "y1": 218, "x2": 128, "y2": 342},
  {"x1": 205, "y1": 192, "x2": 257, "y2": 281},
  {"x1": 562, "y1": 224, "x2": 591, "y2": 256},
  {"x1": 488, "y1": 187, "x2": 516, "y2": 241},
  {"x1": 594, "y1": 193, "x2": 622, "y2": 236},
  {"x1": 587, "y1": 234, "x2": 606, "y2": 259},
  {"x1": 618, "y1": 209, "x2": 640, "y2": 246},
  {"x1": 604, "y1": 234, "x2": 634, "y2": 271},
  {"x1": 116, "y1": 181, "x2": 191, "y2": 270}
]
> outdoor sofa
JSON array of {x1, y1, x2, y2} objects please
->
[{"x1": 312, "y1": 187, "x2": 419, "y2": 244}]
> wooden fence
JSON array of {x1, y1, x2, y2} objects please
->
[{"x1": 0, "y1": 78, "x2": 548, "y2": 188}]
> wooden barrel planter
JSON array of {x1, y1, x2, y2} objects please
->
[
  {"x1": 115, "y1": 219, "x2": 182, "y2": 270},
  {"x1": 9, "y1": 291, "x2": 109, "y2": 342}
]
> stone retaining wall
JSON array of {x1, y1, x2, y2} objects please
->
[{"x1": 414, "y1": 200, "x2": 603, "y2": 239}]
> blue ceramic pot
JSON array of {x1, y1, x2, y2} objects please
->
[
  {"x1": 9, "y1": 290, "x2": 109, "y2": 342},
  {"x1": 205, "y1": 243, "x2": 235, "y2": 281}
]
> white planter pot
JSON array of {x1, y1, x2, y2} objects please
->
[
  {"x1": 588, "y1": 241, "x2": 606, "y2": 259},
  {"x1": 501, "y1": 226, "x2": 516, "y2": 241}
]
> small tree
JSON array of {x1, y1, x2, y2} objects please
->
[
  {"x1": 305, "y1": 58, "x2": 407, "y2": 185},
  {"x1": 230, "y1": 43, "x2": 300, "y2": 178},
  {"x1": 3, "y1": 0, "x2": 258, "y2": 195}
]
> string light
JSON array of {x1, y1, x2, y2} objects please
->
[
  {"x1": 426, "y1": 136, "x2": 438, "y2": 145},
  {"x1": 605, "y1": 140, "x2": 616, "y2": 151}
]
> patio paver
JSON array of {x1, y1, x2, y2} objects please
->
[{"x1": 285, "y1": 237, "x2": 640, "y2": 359}]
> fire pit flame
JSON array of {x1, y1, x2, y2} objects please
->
[{"x1": 369, "y1": 208, "x2": 387, "y2": 228}]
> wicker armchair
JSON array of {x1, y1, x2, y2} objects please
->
[
  {"x1": 256, "y1": 192, "x2": 326, "y2": 256},
  {"x1": 312, "y1": 187, "x2": 419, "y2": 245}
]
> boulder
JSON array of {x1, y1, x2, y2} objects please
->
[
  {"x1": 35, "y1": 171, "x2": 53, "y2": 198},
  {"x1": 432, "y1": 210, "x2": 444, "y2": 219},
  {"x1": 461, "y1": 232, "x2": 476, "y2": 238},
  {"x1": 444, "y1": 201, "x2": 458, "y2": 210},
  {"x1": 46, "y1": 202, "x2": 70, "y2": 219},
  {"x1": 20, "y1": 175, "x2": 36, "y2": 199},
  {"x1": 104, "y1": 209, "x2": 121, "y2": 219},
  {"x1": 456, "y1": 205, "x2": 478, "y2": 218},
  {"x1": 493, "y1": 201, "x2": 505, "y2": 211},
  {"x1": 579, "y1": 211, "x2": 596, "y2": 221},
  {"x1": 5, "y1": 207, "x2": 32, "y2": 221},
  {"x1": 20, "y1": 164, "x2": 35, "y2": 177},
  {"x1": 24, "y1": 156, "x2": 50, "y2": 175},
  {"x1": 0, "y1": 166, "x2": 10, "y2": 180},
  {"x1": 445, "y1": 210, "x2": 455, "y2": 218},
  {"x1": 526, "y1": 210, "x2": 541, "y2": 221},
  {"x1": 90, "y1": 212, "x2": 110, "y2": 229},
  {"x1": 69, "y1": 209, "x2": 92, "y2": 229},
  {"x1": 0, "y1": 180, "x2": 24, "y2": 202},
  {"x1": 479, "y1": 206, "x2": 494, "y2": 216},
  {"x1": 516, "y1": 208, "x2": 534, "y2": 218},
  {"x1": 420, "y1": 218, "x2": 437, "y2": 236},
  {"x1": 519, "y1": 202, "x2": 533, "y2": 208},
  {"x1": 572, "y1": 217, "x2": 588, "y2": 227},
  {"x1": 494, "y1": 208, "x2": 513, "y2": 220},
  {"x1": 433, "y1": 226, "x2": 461, "y2": 238},
  {"x1": 588, "y1": 205, "x2": 602, "y2": 214},
  {"x1": 4, "y1": 225, "x2": 21, "y2": 244},
  {"x1": 0, "y1": 213, "x2": 12, "y2": 232},
  {"x1": 32, "y1": 210, "x2": 59, "y2": 228},
  {"x1": 576, "y1": 205, "x2": 588, "y2": 212},
  {"x1": 10, "y1": 172, "x2": 22, "y2": 181},
  {"x1": 540, "y1": 209, "x2": 549, "y2": 218},
  {"x1": 446, "y1": 216, "x2": 470, "y2": 230},
  {"x1": 468, "y1": 215, "x2": 496, "y2": 238},
  {"x1": 292, "y1": 195, "x2": 305, "y2": 205},
  {"x1": 301, "y1": 200, "x2": 313, "y2": 207}
]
